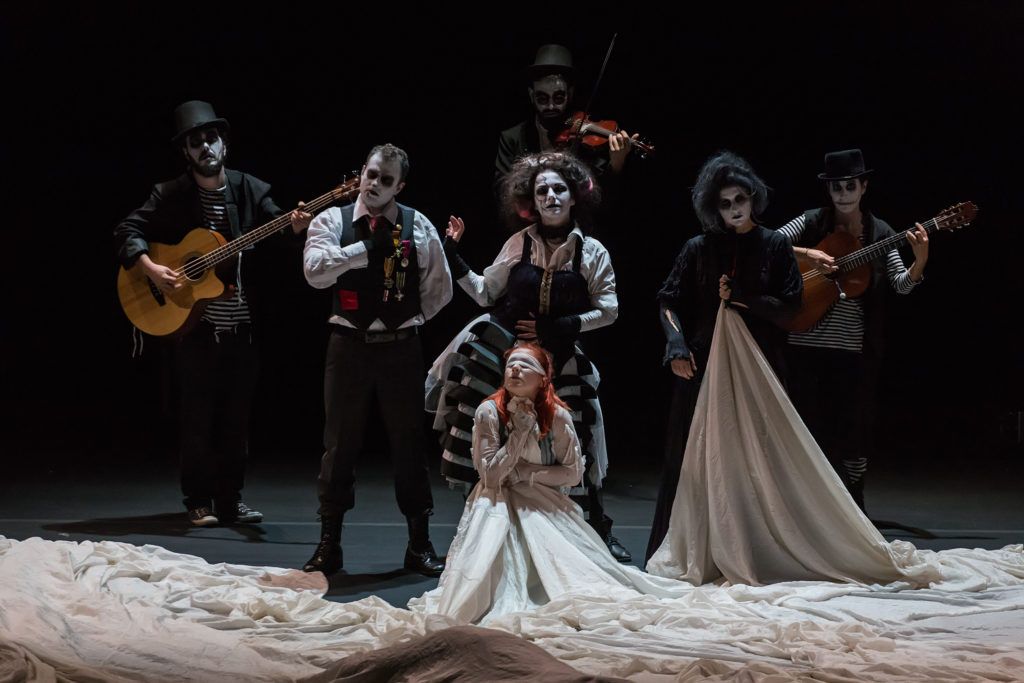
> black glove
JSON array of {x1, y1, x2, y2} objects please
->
[
  {"x1": 443, "y1": 235, "x2": 471, "y2": 280},
  {"x1": 535, "y1": 315, "x2": 581, "y2": 349},
  {"x1": 369, "y1": 222, "x2": 395, "y2": 252}
]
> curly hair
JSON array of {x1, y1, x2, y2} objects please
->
[
  {"x1": 366, "y1": 143, "x2": 410, "y2": 182},
  {"x1": 691, "y1": 150, "x2": 770, "y2": 234},
  {"x1": 499, "y1": 152, "x2": 601, "y2": 231},
  {"x1": 484, "y1": 343, "x2": 569, "y2": 438}
]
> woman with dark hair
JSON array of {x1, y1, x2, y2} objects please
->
[
  {"x1": 644, "y1": 150, "x2": 803, "y2": 563},
  {"x1": 412, "y1": 344, "x2": 689, "y2": 623},
  {"x1": 643, "y1": 152, "x2": 944, "y2": 588},
  {"x1": 427, "y1": 152, "x2": 632, "y2": 563}
]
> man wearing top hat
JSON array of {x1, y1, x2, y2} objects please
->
[
  {"x1": 114, "y1": 100, "x2": 312, "y2": 527},
  {"x1": 301, "y1": 143, "x2": 452, "y2": 578},
  {"x1": 777, "y1": 148, "x2": 929, "y2": 512},
  {"x1": 494, "y1": 43, "x2": 635, "y2": 188}
]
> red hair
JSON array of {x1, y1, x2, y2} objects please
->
[{"x1": 484, "y1": 343, "x2": 568, "y2": 438}]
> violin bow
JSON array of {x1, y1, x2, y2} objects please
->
[{"x1": 570, "y1": 32, "x2": 618, "y2": 156}]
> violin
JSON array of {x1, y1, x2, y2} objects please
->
[{"x1": 554, "y1": 111, "x2": 655, "y2": 159}]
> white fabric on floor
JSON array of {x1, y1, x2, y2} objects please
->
[
  {"x1": 2, "y1": 535, "x2": 1023, "y2": 681},
  {"x1": 648, "y1": 303, "x2": 948, "y2": 587}
]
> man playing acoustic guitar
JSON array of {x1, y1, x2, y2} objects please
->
[
  {"x1": 778, "y1": 149, "x2": 928, "y2": 513},
  {"x1": 114, "y1": 100, "x2": 312, "y2": 527}
]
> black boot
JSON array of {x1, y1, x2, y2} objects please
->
[
  {"x1": 592, "y1": 516, "x2": 632, "y2": 564},
  {"x1": 303, "y1": 514, "x2": 343, "y2": 575},
  {"x1": 404, "y1": 513, "x2": 445, "y2": 577}
]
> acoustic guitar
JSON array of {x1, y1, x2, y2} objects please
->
[
  {"x1": 781, "y1": 201, "x2": 977, "y2": 332},
  {"x1": 117, "y1": 178, "x2": 359, "y2": 337}
]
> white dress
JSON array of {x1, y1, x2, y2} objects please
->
[
  {"x1": 647, "y1": 303, "x2": 944, "y2": 586},
  {"x1": 409, "y1": 400, "x2": 690, "y2": 624}
]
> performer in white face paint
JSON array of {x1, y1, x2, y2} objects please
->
[
  {"x1": 645, "y1": 150, "x2": 804, "y2": 563},
  {"x1": 494, "y1": 44, "x2": 635, "y2": 195},
  {"x1": 114, "y1": 100, "x2": 312, "y2": 529},
  {"x1": 777, "y1": 148, "x2": 929, "y2": 512},
  {"x1": 428, "y1": 151, "x2": 633, "y2": 563},
  {"x1": 301, "y1": 143, "x2": 453, "y2": 578}
]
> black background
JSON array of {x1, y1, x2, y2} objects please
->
[{"x1": 4, "y1": 3, "x2": 1022, "y2": 476}]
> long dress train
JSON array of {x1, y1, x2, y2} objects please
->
[
  {"x1": 410, "y1": 400, "x2": 688, "y2": 624},
  {"x1": 647, "y1": 302, "x2": 942, "y2": 587}
]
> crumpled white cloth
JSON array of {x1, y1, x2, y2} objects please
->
[
  {"x1": 2, "y1": 536, "x2": 1024, "y2": 681},
  {"x1": 649, "y1": 303, "x2": 951, "y2": 587}
]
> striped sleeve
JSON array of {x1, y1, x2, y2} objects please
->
[
  {"x1": 777, "y1": 215, "x2": 806, "y2": 243},
  {"x1": 886, "y1": 248, "x2": 919, "y2": 294}
]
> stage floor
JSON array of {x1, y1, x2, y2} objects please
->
[{"x1": 3, "y1": 445, "x2": 1022, "y2": 609}]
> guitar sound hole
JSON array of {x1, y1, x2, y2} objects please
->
[{"x1": 182, "y1": 257, "x2": 208, "y2": 283}]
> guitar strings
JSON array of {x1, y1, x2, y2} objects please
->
[
  {"x1": 176, "y1": 189, "x2": 344, "y2": 279},
  {"x1": 173, "y1": 183, "x2": 357, "y2": 281},
  {"x1": 800, "y1": 215, "x2": 946, "y2": 284}
]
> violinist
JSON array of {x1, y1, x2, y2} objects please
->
[{"x1": 494, "y1": 44, "x2": 635, "y2": 189}]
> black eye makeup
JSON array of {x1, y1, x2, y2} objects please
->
[
  {"x1": 533, "y1": 92, "x2": 567, "y2": 105},
  {"x1": 719, "y1": 194, "x2": 750, "y2": 210},
  {"x1": 365, "y1": 169, "x2": 395, "y2": 187},
  {"x1": 187, "y1": 130, "x2": 220, "y2": 148},
  {"x1": 535, "y1": 183, "x2": 568, "y2": 196},
  {"x1": 830, "y1": 181, "x2": 858, "y2": 193}
]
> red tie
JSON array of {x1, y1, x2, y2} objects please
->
[{"x1": 369, "y1": 215, "x2": 389, "y2": 231}]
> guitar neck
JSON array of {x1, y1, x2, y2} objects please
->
[
  {"x1": 191, "y1": 187, "x2": 346, "y2": 272},
  {"x1": 836, "y1": 216, "x2": 939, "y2": 272}
]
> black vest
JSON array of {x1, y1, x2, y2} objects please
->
[
  {"x1": 492, "y1": 234, "x2": 589, "y2": 328},
  {"x1": 332, "y1": 203, "x2": 422, "y2": 330}
]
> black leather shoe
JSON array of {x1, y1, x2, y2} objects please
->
[
  {"x1": 218, "y1": 501, "x2": 263, "y2": 525},
  {"x1": 303, "y1": 539, "x2": 343, "y2": 575},
  {"x1": 404, "y1": 543, "x2": 445, "y2": 577},
  {"x1": 606, "y1": 535, "x2": 632, "y2": 563},
  {"x1": 187, "y1": 506, "x2": 218, "y2": 527}
]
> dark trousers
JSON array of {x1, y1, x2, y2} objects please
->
[
  {"x1": 317, "y1": 329, "x2": 434, "y2": 519},
  {"x1": 177, "y1": 323, "x2": 259, "y2": 510},
  {"x1": 645, "y1": 369, "x2": 703, "y2": 563},
  {"x1": 786, "y1": 345, "x2": 874, "y2": 498}
]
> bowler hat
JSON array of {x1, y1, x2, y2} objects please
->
[
  {"x1": 171, "y1": 100, "x2": 230, "y2": 144},
  {"x1": 818, "y1": 149, "x2": 873, "y2": 180},
  {"x1": 525, "y1": 44, "x2": 575, "y2": 82}
]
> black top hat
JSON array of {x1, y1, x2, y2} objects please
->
[
  {"x1": 524, "y1": 44, "x2": 575, "y2": 82},
  {"x1": 818, "y1": 149, "x2": 873, "y2": 180},
  {"x1": 172, "y1": 100, "x2": 230, "y2": 144}
]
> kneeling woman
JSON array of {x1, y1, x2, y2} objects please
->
[
  {"x1": 411, "y1": 344, "x2": 688, "y2": 624},
  {"x1": 428, "y1": 152, "x2": 630, "y2": 562}
]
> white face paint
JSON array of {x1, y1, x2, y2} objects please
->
[
  {"x1": 529, "y1": 74, "x2": 572, "y2": 130},
  {"x1": 717, "y1": 185, "x2": 754, "y2": 232},
  {"x1": 360, "y1": 152, "x2": 405, "y2": 212},
  {"x1": 184, "y1": 126, "x2": 227, "y2": 178},
  {"x1": 504, "y1": 351, "x2": 545, "y2": 398},
  {"x1": 828, "y1": 178, "x2": 867, "y2": 215},
  {"x1": 534, "y1": 170, "x2": 575, "y2": 228}
]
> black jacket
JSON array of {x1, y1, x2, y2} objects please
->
[{"x1": 114, "y1": 169, "x2": 292, "y2": 335}]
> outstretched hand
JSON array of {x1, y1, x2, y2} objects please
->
[{"x1": 446, "y1": 215, "x2": 466, "y2": 242}]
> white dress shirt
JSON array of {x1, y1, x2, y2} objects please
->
[
  {"x1": 303, "y1": 196, "x2": 453, "y2": 330},
  {"x1": 458, "y1": 224, "x2": 618, "y2": 332}
]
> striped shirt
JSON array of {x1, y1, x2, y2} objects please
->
[
  {"x1": 198, "y1": 186, "x2": 251, "y2": 329},
  {"x1": 778, "y1": 214, "x2": 918, "y2": 353}
]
